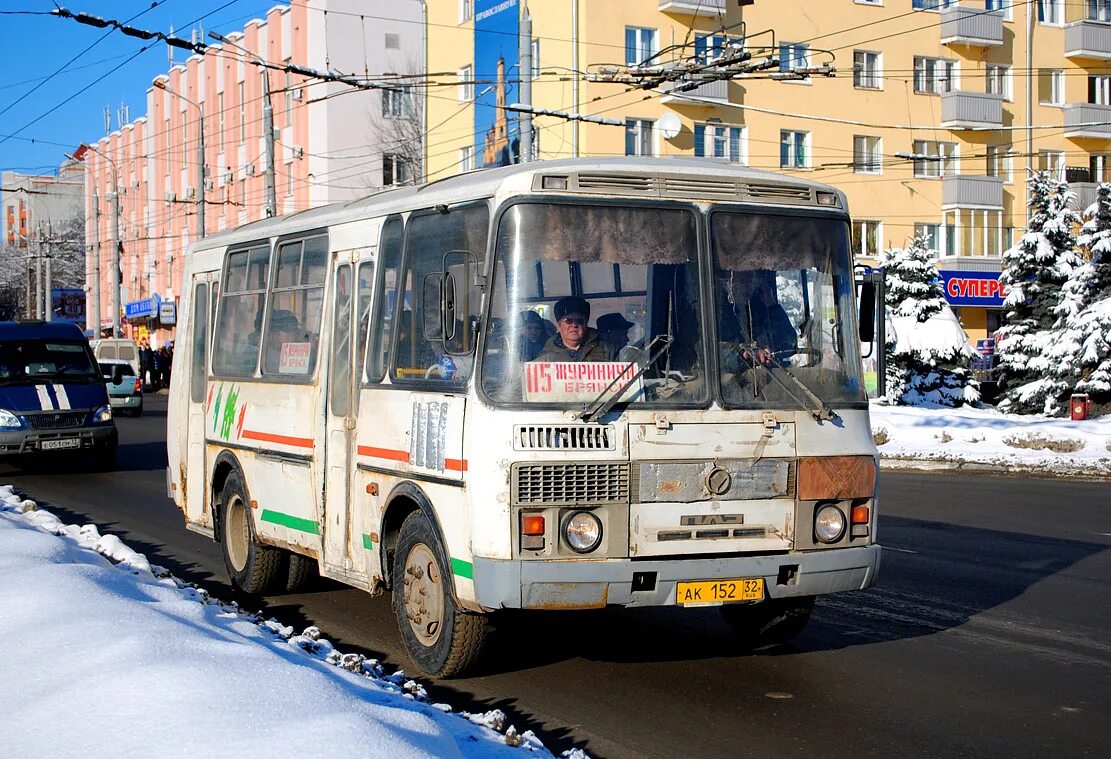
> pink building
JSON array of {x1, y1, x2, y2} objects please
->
[{"x1": 79, "y1": 0, "x2": 424, "y2": 343}]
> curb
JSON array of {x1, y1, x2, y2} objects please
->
[{"x1": 880, "y1": 456, "x2": 1111, "y2": 482}]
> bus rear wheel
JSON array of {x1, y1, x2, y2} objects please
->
[
  {"x1": 219, "y1": 472, "x2": 284, "y2": 594},
  {"x1": 720, "y1": 596, "x2": 815, "y2": 649},
  {"x1": 391, "y1": 511, "x2": 490, "y2": 677}
]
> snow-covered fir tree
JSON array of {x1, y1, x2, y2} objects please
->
[
  {"x1": 878, "y1": 232, "x2": 978, "y2": 407},
  {"x1": 1042, "y1": 182, "x2": 1111, "y2": 413},
  {"x1": 996, "y1": 172, "x2": 1081, "y2": 414}
]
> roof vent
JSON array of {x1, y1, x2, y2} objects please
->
[
  {"x1": 575, "y1": 172, "x2": 656, "y2": 195},
  {"x1": 743, "y1": 182, "x2": 812, "y2": 202},
  {"x1": 663, "y1": 176, "x2": 738, "y2": 199}
]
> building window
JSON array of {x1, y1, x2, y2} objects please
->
[
  {"x1": 855, "y1": 0, "x2": 883, "y2": 5},
  {"x1": 1090, "y1": 154, "x2": 1111, "y2": 182},
  {"x1": 986, "y1": 145, "x2": 1014, "y2": 182},
  {"x1": 914, "y1": 223, "x2": 941, "y2": 257},
  {"x1": 943, "y1": 209, "x2": 1003, "y2": 257},
  {"x1": 382, "y1": 86, "x2": 410, "y2": 118},
  {"x1": 912, "y1": 0, "x2": 953, "y2": 9},
  {"x1": 1038, "y1": 150, "x2": 1066, "y2": 181},
  {"x1": 986, "y1": 64, "x2": 1012, "y2": 100},
  {"x1": 1090, "y1": 0, "x2": 1111, "y2": 21},
  {"x1": 1090, "y1": 75, "x2": 1111, "y2": 105},
  {"x1": 459, "y1": 0, "x2": 473, "y2": 23},
  {"x1": 853, "y1": 135, "x2": 882, "y2": 174},
  {"x1": 694, "y1": 122, "x2": 746, "y2": 163},
  {"x1": 384, "y1": 33, "x2": 400, "y2": 50},
  {"x1": 1039, "y1": 69, "x2": 1065, "y2": 105},
  {"x1": 625, "y1": 27, "x2": 657, "y2": 66},
  {"x1": 914, "y1": 56, "x2": 957, "y2": 94},
  {"x1": 853, "y1": 50, "x2": 882, "y2": 89},
  {"x1": 284, "y1": 63, "x2": 294, "y2": 129},
  {"x1": 852, "y1": 220, "x2": 882, "y2": 258},
  {"x1": 531, "y1": 38, "x2": 540, "y2": 78},
  {"x1": 238, "y1": 81, "x2": 246, "y2": 143},
  {"x1": 625, "y1": 119, "x2": 655, "y2": 156},
  {"x1": 780, "y1": 130, "x2": 809, "y2": 169},
  {"x1": 1038, "y1": 0, "x2": 1063, "y2": 24},
  {"x1": 458, "y1": 65, "x2": 473, "y2": 102},
  {"x1": 459, "y1": 145, "x2": 475, "y2": 171},
  {"x1": 779, "y1": 42, "x2": 810, "y2": 73},
  {"x1": 913, "y1": 140, "x2": 958, "y2": 178},
  {"x1": 695, "y1": 34, "x2": 740, "y2": 64},
  {"x1": 383, "y1": 154, "x2": 410, "y2": 186}
]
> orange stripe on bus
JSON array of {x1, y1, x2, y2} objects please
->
[
  {"x1": 241, "y1": 429, "x2": 315, "y2": 449},
  {"x1": 445, "y1": 458, "x2": 468, "y2": 472},
  {"x1": 358, "y1": 445, "x2": 410, "y2": 463}
]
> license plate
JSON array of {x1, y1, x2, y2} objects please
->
[
  {"x1": 676, "y1": 578, "x2": 765, "y2": 606},
  {"x1": 40, "y1": 438, "x2": 81, "y2": 451}
]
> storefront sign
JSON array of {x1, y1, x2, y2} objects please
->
[
  {"x1": 125, "y1": 294, "x2": 160, "y2": 320},
  {"x1": 976, "y1": 338, "x2": 996, "y2": 355},
  {"x1": 159, "y1": 301, "x2": 177, "y2": 325},
  {"x1": 523, "y1": 361, "x2": 642, "y2": 402},
  {"x1": 938, "y1": 270, "x2": 1005, "y2": 307}
]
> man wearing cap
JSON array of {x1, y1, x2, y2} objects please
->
[
  {"x1": 597, "y1": 312, "x2": 642, "y2": 362},
  {"x1": 535, "y1": 296, "x2": 614, "y2": 362}
]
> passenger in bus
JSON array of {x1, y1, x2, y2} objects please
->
[
  {"x1": 518, "y1": 309, "x2": 548, "y2": 361},
  {"x1": 597, "y1": 312, "x2": 641, "y2": 363},
  {"x1": 263, "y1": 309, "x2": 305, "y2": 374},
  {"x1": 720, "y1": 271, "x2": 798, "y2": 367},
  {"x1": 534, "y1": 296, "x2": 614, "y2": 363}
]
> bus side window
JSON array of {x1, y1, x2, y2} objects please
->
[
  {"x1": 190, "y1": 284, "x2": 208, "y2": 403},
  {"x1": 212, "y1": 244, "x2": 270, "y2": 377},
  {"x1": 330, "y1": 265, "x2": 353, "y2": 416},
  {"x1": 263, "y1": 234, "x2": 327, "y2": 377},
  {"x1": 367, "y1": 215, "x2": 403, "y2": 382},
  {"x1": 391, "y1": 203, "x2": 488, "y2": 383},
  {"x1": 356, "y1": 261, "x2": 375, "y2": 382}
]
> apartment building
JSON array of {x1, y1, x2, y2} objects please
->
[
  {"x1": 2, "y1": 162, "x2": 84, "y2": 250},
  {"x1": 80, "y1": 0, "x2": 423, "y2": 342},
  {"x1": 427, "y1": 0, "x2": 1111, "y2": 342}
]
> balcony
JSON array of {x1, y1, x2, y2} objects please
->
[
  {"x1": 1069, "y1": 182, "x2": 1099, "y2": 212},
  {"x1": 658, "y1": 0, "x2": 726, "y2": 17},
  {"x1": 660, "y1": 78, "x2": 729, "y2": 105},
  {"x1": 1065, "y1": 20, "x2": 1111, "y2": 60},
  {"x1": 941, "y1": 91, "x2": 1004, "y2": 130},
  {"x1": 940, "y1": 6, "x2": 1004, "y2": 48},
  {"x1": 1064, "y1": 103, "x2": 1111, "y2": 140},
  {"x1": 942, "y1": 175, "x2": 1004, "y2": 209}
]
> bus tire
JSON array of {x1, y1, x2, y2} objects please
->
[
  {"x1": 285, "y1": 553, "x2": 318, "y2": 593},
  {"x1": 391, "y1": 511, "x2": 490, "y2": 677},
  {"x1": 219, "y1": 472, "x2": 284, "y2": 594},
  {"x1": 720, "y1": 596, "x2": 815, "y2": 649}
]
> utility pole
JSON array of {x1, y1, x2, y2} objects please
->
[
  {"x1": 44, "y1": 224, "x2": 53, "y2": 323},
  {"x1": 35, "y1": 222, "x2": 44, "y2": 319},
  {"x1": 198, "y1": 106, "x2": 206, "y2": 238},
  {"x1": 91, "y1": 191, "x2": 101, "y2": 335},
  {"x1": 112, "y1": 187, "x2": 121, "y2": 337},
  {"x1": 519, "y1": 5, "x2": 533, "y2": 163},
  {"x1": 262, "y1": 68, "x2": 277, "y2": 217}
]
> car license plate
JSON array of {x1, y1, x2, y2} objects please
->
[
  {"x1": 40, "y1": 438, "x2": 81, "y2": 451},
  {"x1": 676, "y1": 578, "x2": 765, "y2": 606}
]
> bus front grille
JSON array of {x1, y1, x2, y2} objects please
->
[
  {"x1": 513, "y1": 462, "x2": 630, "y2": 505},
  {"x1": 514, "y1": 425, "x2": 615, "y2": 451}
]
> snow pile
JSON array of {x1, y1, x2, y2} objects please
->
[
  {"x1": 878, "y1": 232, "x2": 978, "y2": 407},
  {"x1": 870, "y1": 402, "x2": 1111, "y2": 478},
  {"x1": 0, "y1": 486, "x2": 588, "y2": 759}
]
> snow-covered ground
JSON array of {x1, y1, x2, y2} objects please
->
[
  {"x1": 870, "y1": 401, "x2": 1111, "y2": 478},
  {"x1": 0, "y1": 486, "x2": 587, "y2": 759}
]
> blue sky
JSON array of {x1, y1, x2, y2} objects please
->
[{"x1": 0, "y1": 0, "x2": 276, "y2": 176}]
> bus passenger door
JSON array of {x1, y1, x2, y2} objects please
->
[
  {"x1": 184, "y1": 273, "x2": 213, "y2": 525},
  {"x1": 322, "y1": 252, "x2": 365, "y2": 579}
]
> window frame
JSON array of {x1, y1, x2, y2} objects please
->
[
  {"x1": 1038, "y1": 0, "x2": 1063, "y2": 25},
  {"x1": 780, "y1": 129, "x2": 810, "y2": 169},
  {"x1": 259, "y1": 230, "x2": 329, "y2": 382},
  {"x1": 458, "y1": 65, "x2": 474, "y2": 102},
  {"x1": 853, "y1": 50, "x2": 882, "y2": 90},
  {"x1": 694, "y1": 122, "x2": 747, "y2": 163},
  {"x1": 625, "y1": 26, "x2": 658, "y2": 66},
  {"x1": 914, "y1": 56, "x2": 958, "y2": 94},
  {"x1": 625, "y1": 118, "x2": 656, "y2": 157},
  {"x1": 853, "y1": 135, "x2": 883, "y2": 174},
  {"x1": 852, "y1": 219, "x2": 882, "y2": 258},
  {"x1": 986, "y1": 64, "x2": 1012, "y2": 101},
  {"x1": 913, "y1": 139, "x2": 959, "y2": 178},
  {"x1": 211, "y1": 240, "x2": 273, "y2": 379}
]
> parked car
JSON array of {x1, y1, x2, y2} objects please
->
[
  {"x1": 99, "y1": 358, "x2": 143, "y2": 417},
  {"x1": 90, "y1": 338, "x2": 140, "y2": 376},
  {"x1": 0, "y1": 320, "x2": 118, "y2": 469}
]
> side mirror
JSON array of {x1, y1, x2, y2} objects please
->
[
  {"x1": 858, "y1": 280, "x2": 876, "y2": 344},
  {"x1": 442, "y1": 250, "x2": 478, "y2": 356}
]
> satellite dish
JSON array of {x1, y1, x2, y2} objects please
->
[{"x1": 658, "y1": 112, "x2": 682, "y2": 140}]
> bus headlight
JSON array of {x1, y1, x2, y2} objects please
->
[
  {"x1": 0, "y1": 409, "x2": 22, "y2": 429},
  {"x1": 814, "y1": 504, "x2": 846, "y2": 543},
  {"x1": 563, "y1": 511, "x2": 602, "y2": 553},
  {"x1": 92, "y1": 405, "x2": 113, "y2": 423}
]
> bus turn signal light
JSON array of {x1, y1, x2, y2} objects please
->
[
  {"x1": 797, "y1": 456, "x2": 877, "y2": 501},
  {"x1": 521, "y1": 515, "x2": 546, "y2": 536},
  {"x1": 851, "y1": 505, "x2": 870, "y2": 524}
]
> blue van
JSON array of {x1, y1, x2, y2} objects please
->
[{"x1": 0, "y1": 321, "x2": 118, "y2": 469}]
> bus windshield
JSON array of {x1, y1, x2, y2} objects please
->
[
  {"x1": 482, "y1": 203, "x2": 707, "y2": 407},
  {"x1": 711, "y1": 211, "x2": 866, "y2": 407},
  {"x1": 0, "y1": 340, "x2": 100, "y2": 384}
]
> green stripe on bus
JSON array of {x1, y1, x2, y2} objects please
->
[
  {"x1": 450, "y1": 558, "x2": 473, "y2": 579},
  {"x1": 259, "y1": 509, "x2": 319, "y2": 535},
  {"x1": 362, "y1": 534, "x2": 374, "y2": 551}
]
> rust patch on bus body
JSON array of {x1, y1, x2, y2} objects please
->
[{"x1": 524, "y1": 582, "x2": 608, "y2": 610}]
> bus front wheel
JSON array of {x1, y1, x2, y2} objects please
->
[
  {"x1": 391, "y1": 511, "x2": 490, "y2": 677},
  {"x1": 219, "y1": 472, "x2": 284, "y2": 594},
  {"x1": 720, "y1": 596, "x2": 815, "y2": 649}
]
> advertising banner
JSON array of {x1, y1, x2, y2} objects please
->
[
  {"x1": 938, "y1": 270, "x2": 1005, "y2": 307},
  {"x1": 474, "y1": 0, "x2": 519, "y2": 168},
  {"x1": 50, "y1": 288, "x2": 85, "y2": 323}
]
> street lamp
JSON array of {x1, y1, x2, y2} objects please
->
[
  {"x1": 72, "y1": 142, "x2": 119, "y2": 338},
  {"x1": 153, "y1": 79, "x2": 206, "y2": 240}
]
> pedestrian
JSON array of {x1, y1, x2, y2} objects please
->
[
  {"x1": 139, "y1": 339, "x2": 154, "y2": 389},
  {"x1": 157, "y1": 346, "x2": 171, "y2": 389}
]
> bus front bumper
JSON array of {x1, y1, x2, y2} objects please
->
[{"x1": 471, "y1": 544, "x2": 881, "y2": 610}]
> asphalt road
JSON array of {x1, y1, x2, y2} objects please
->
[{"x1": 2, "y1": 395, "x2": 1109, "y2": 758}]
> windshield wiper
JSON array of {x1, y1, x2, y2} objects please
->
[
  {"x1": 734, "y1": 342, "x2": 836, "y2": 422},
  {"x1": 576, "y1": 334, "x2": 674, "y2": 423}
]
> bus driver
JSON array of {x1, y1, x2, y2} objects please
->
[{"x1": 534, "y1": 296, "x2": 615, "y2": 363}]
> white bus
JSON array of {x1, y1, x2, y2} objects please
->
[{"x1": 168, "y1": 157, "x2": 881, "y2": 676}]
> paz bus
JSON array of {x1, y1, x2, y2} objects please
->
[{"x1": 167, "y1": 157, "x2": 881, "y2": 676}]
